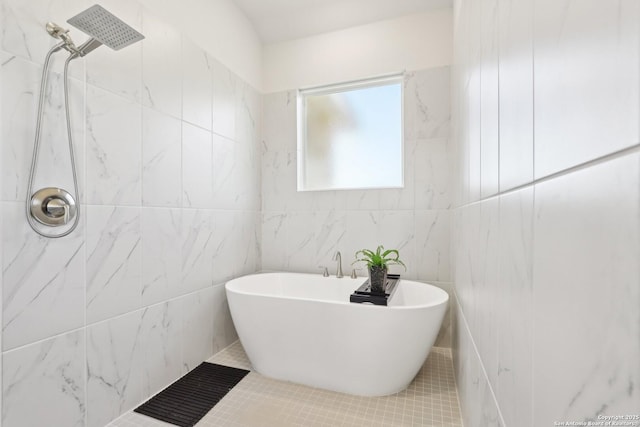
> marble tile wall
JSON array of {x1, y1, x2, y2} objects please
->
[
  {"x1": 0, "y1": 0, "x2": 261, "y2": 425},
  {"x1": 261, "y1": 67, "x2": 454, "y2": 347},
  {"x1": 451, "y1": 0, "x2": 640, "y2": 426}
]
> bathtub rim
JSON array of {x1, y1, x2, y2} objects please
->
[{"x1": 225, "y1": 271, "x2": 449, "y2": 309}]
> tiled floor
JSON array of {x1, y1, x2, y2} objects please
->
[{"x1": 109, "y1": 342, "x2": 463, "y2": 427}]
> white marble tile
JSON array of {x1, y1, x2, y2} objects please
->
[
  {"x1": 210, "y1": 209, "x2": 240, "y2": 284},
  {"x1": 1, "y1": 55, "x2": 40, "y2": 202},
  {"x1": 0, "y1": 0, "x2": 87, "y2": 76},
  {"x1": 473, "y1": 198, "x2": 500, "y2": 389},
  {"x1": 261, "y1": 149, "x2": 297, "y2": 212},
  {"x1": 262, "y1": 91, "x2": 297, "y2": 154},
  {"x1": 404, "y1": 67, "x2": 451, "y2": 141},
  {"x1": 479, "y1": 0, "x2": 499, "y2": 198},
  {"x1": 498, "y1": 0, "x2": 533, "y2": 191},
  {"x1": 261, "y1": 211, "x2": 288, "y2": 271},
  {"x1": 181, "y1": 37, "x2": 212, "y2": 130},
  {"x1": 2, "y1": 202, "x2": 84, "y2": 350},
  {"x1": 2, "y1": 330, "x2": 85, "y2": 427},
  {"x1": 180, "y1": 208, "x2": 213, "y2": 293},
  {"x1": 533, "y1": 0, "x2": 639, "y2": 178},
  {"x1": 235, "y1": 80, "x2": 260, "y2": 146},
  {"x1": 285, "y1": 211, "x2": 317, "y2": 273},
  {"x1": 86, "y1": 310, "x2": 143, "y2": 427},
  {"x1": 86, "y1": 205, "x2": 141, "y2": 324},
  {"x1": 212, "y1": 58, "x2": 236, "y2": 140},
  {"x1": 181, "y1": 288, "x2": 214, "y2": 372},
  {"x1": 212, "y1": 134, "x2": 258, "y2": 211},
  {"x1": 497, "y1": 187, "x2": 533, "y2": 427},
  {"x1": 142, "y1": 107, "x2": 181, "y2": 207},
  {"x1": 333, "y1": 189, "x2": 379, "y2": 211},
  {"x1": 85, "y1": 85, "x2": 141, "y2": 205},
  {"x1": 141, "y1": 11, "x2": 181, "y2": 119},
  {"x1": 1, "y1": 55, "x2": 85, "y2": 204},
  {"x1": 85, "y1": 0, "x2": 142, "y2": 102},
  {"x1": 141, "y1": 207, "x2": 181, "y2": 306},
  {"x1": 377, "y1": 210, "x2": 416, "y2": 278},
  {"x1": 415, "y1": 210, "x2": 451, "y2": 282},
  {"x1": 313, "y1": 210, "x2": 347, "y2": 269},
  {"x1": 139, "y1": 301, "x2": 181, "y2": 399},
  {"x1": 343, "y1": 210, "x2": 380, "y2": 276},
  {"x1": 211, "y1": 210, "x2": 259, "y2": 283},
  {"x1": 533, "y1": 154, "x2": 640, "y2": 424},
  {"x1": 181, "y1": 122, "x2": 213, "y2": 208},
  {"x1": 211, "y1": 283, "x2": 238, "y2": 353},
  {"x1": 32, "y1": 71, "x2": 86, "y2": 202},
  {"x1": 414, "y1": 138, "x2": 452, "y2": 210}
]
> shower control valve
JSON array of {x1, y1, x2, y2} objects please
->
[{"x1": 30, "y1": 187, "x2": 77, "y2": 227}]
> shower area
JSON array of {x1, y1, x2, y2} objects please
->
[{"x1": 1, "y1": 0, "x2": 261, "y2": 425}]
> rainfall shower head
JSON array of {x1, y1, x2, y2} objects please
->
[{"x1": 67, "y1": 4, "x2": 144, "y2": 55}]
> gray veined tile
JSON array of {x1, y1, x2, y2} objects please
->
[
  {"x1": 2, "y1": 201, "x2": 84, "y2": 350},
  {"x1": 2, "y1": 330, "x2": 85, "y2": 427},
  {"x1": 87, "y1": 310, "x2": 144, "y2": 427},
  {"x1": 86, "y1": 205, "x2": 142, "y2": 324},
  {"x1": 85, "y1": 85, "x2": 142, "y2": 206}
]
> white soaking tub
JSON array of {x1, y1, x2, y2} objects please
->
[{"x1": 225, "y1": 272, "x2": 448, "y2": 396}]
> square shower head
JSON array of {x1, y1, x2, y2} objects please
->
[{"x1": 67, "y1": 4, "x2": 144, "y2": 51}]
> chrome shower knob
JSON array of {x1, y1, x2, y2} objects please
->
[{"x1": 30, "y1": 187, "x2": 77, "y2": 227}]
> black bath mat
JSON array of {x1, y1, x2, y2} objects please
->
[{"x1": 134, "y1": 362, "x2": 250, "y2": 427}]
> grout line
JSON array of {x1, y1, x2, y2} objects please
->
[{"x1": 459, "y1": 144, "x2": 640, "y2": 208}]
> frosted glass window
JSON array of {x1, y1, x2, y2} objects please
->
[{"x1": 298, "y1": 75, "x2": 403, "y2": 191}]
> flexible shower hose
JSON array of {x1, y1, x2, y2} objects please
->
[{"x1": 26, "y1": 42, "x2": 81, "y2": 238}]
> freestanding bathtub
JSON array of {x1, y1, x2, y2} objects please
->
[{"x1": 225, "y1": 272, "x2": 449, "y2": 396}]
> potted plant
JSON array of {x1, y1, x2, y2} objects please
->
[{"x1": 353, "y1": 245, "x2": 406, "y2": 294}]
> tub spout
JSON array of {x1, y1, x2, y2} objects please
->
[{"x1": 332, "y1": 251, "x2": 343, "y2": 278}]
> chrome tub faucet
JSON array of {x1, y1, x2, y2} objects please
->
[{"x1": 333, "y1": 251, "x2": 343, "y2": 278}]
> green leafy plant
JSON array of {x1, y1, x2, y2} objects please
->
[{"x1": 352, "y1": 245, "x2": 406, "y2": 270}]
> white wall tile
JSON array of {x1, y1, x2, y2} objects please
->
[
  {"x1": 497, "y1": 187, "x2": 533, "y2": 427},
  {"x1": 404, "y1": 67, "x2": 451, "y2": 140},
  {"x1": 86, "y1": 310, "x2": 143, "y2": 427},
  {"x1": 86, "y1": 205, "x2": 141, "y2": 324},
  {"x1": 181, "y1": 288, "x2": 214, "y2": 371},
  {"x1": 86, "y1": 86, "x2": 142, "y2": 205},
  {"x1": 2, "y1": 202, "x2": 84, "y2": 350},
  {"x1": 212, "y1": 58, "x2": 236, "y2": 140},
  {"x1": 1, "y1": 56, "x2": 41, "y2": 202},
  {"x1": 533, "y1": 0, "x2": 640, "y2": 178},
  {"x1": 181, "y1": 37, "x2": 212, "y2": 130},
  {"x1": 141, "y1": 207, "x2": 181, "y2": 306},
  {"x1": 533, "y1": 154, "x2": 640, "y2": 424},
  {"x1": 285, "y1": 211, "x2": 317, "y2": 273},
  {"x1": 139, "y1": 301, "x2": 182, "y2": 399},
  {"x1": 415, "y1": 210, "x2": 451, "y2": 282},
  {"x1": 0, "y1": 0, "x2": 87, "y2": 71},
  {"x1": 181, "y1": 208, "x2": 213, "y2": 293},
  {"x1": 479, "y1": 0, "x2": 499, "y2": 198},
  {"x1": 498, "y1": 0, "x2": 533, "y2": 190},
  {"x1": 261, "y1": 211, "x2": 287, "y2": 271},
  {"x1": 414, "y1": 138, "x2": 452, "y2": 210},
  {"x1": 141, "y1": 11, "x2": 181, "y2": 118},
  {"x1": 212, "y1": 134, "x2": 258, "y2": 210},
  {"x1": 212, "y1": 283, "x2": 238, "y2": 353},
  {"x1": 181, "y1": 122, "x2": 213, "y2": 208},
  {"x1": 377, "y1": 210, "x2": 416, "y2": 277},
  {"x1": 142, "y1": 107, "x2": 181, "y2": 207},
  {"x1": 2, "y1": 330, "x2": 85, "y2": 427},
  {"x1": 85, "y1": 0, "x2": 142, "y2": 102}
]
